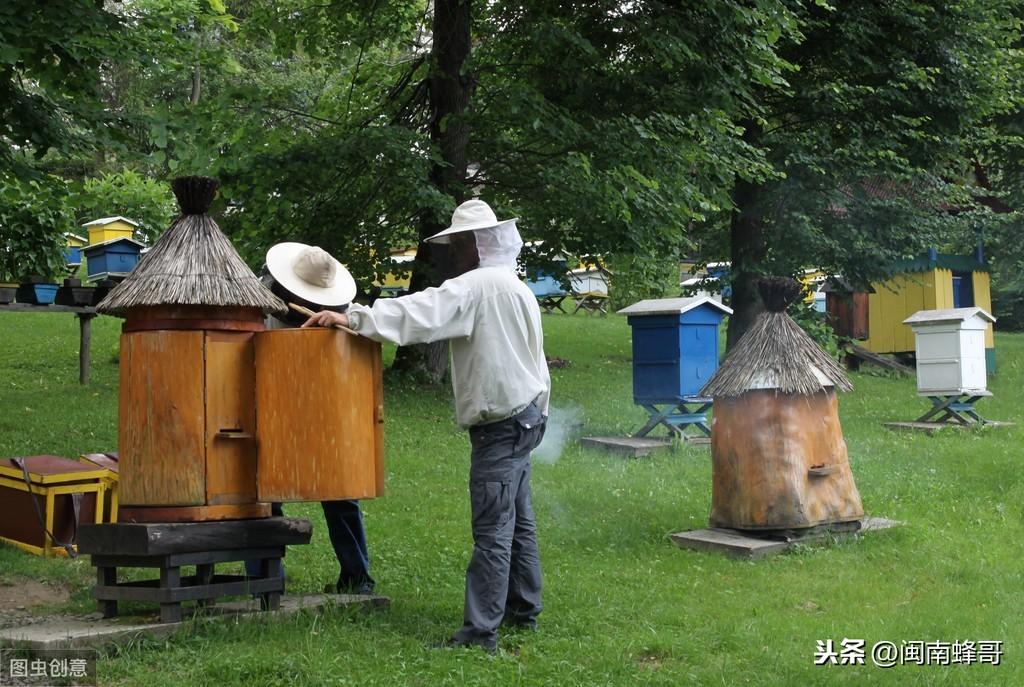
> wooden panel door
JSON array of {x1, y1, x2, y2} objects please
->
[
  {"x1": 204, "y1": 332, "x2": 258, "y2": 505},
  {"x1": 254, "y1": 328, "x2": 384, "y2": 502},
  {"x1": 119, "y1": 331, "x2": 206, "y2": 506}
]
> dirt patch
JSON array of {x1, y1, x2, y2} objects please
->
[
  {"x1": 0, "y1": 578, "x2": 70, "y2": 628},
  {"x1": 637, "y1": 653, "x2": 664, "y2": 670}
]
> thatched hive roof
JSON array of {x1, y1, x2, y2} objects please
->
[
  {"x1": 700, "y1": 277, "x2": 852, "y2": 397},
  {"x1": 97, "y1": 177, "x2": 286, "y2": 316}
]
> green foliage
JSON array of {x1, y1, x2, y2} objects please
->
[
  {"x1": 75, "y1": 171, "x2": 177, "y2": 243},
  {"x1": 473, "y1": 1, "x2": 797, "y2": 265},
  {"x1": 973, "y1": 214, "x2": 1024, "y2": 332},
  {"x1": 992, "y1": 285, "x2": 1024, "y2": 331},
  {"x1": 702, "y1": 0, "x2": 1024, "y2": 346},
  {"x1": 10, "y1": 0, "x2": 1024, "y2": 348},
  {"x1": 604, "y1": 251, "x2": 679, "y2": 312},
  {"x1": 0, "y1": 1, "x2": 121, "y2": 172},
  {"x1": 0, "y1": 175, "x2": 75, "y2": 282},
  {"x1": 788, "y1": 300, "x2": 842, "y2": 360}
]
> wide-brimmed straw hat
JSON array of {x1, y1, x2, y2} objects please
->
[
  {"x1": 265, "y1": 242, "x2": 356, "y2": 306},
  {"x1": 425, "y1": 199, "x2": 518, "y2": 244}
]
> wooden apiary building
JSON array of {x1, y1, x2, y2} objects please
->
[
  {"x1": 97, "y1": 177, "x2": 383, "y2": 523},
  {"x1": 825, "y1": 249, "x2": 995, "y2": 370}
]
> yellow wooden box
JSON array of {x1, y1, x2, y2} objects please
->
[
  {"x1": 0, "y1": 456, "x2": 112, "y2": 557},
  {"x1": 83, "y1": 217, "x2": 137, "y2": 245},
  {"x1": 78, "y1": 453, "x2": 120, "y2": 523}
]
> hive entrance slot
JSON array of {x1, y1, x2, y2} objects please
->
[
  {"x1": 808, "y1": 464, "x2": 837, "y2": 477},
  {"x1": 215, "y1": 429, "x2": 253, "y2": 440}
]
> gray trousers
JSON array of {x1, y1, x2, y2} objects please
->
[{"x1": 453, "y1": 402, "x2": 545, "y2": 647}]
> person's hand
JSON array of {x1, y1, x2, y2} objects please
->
[{"x1": 302, "y1": 310, "x2": 350, "y2": 329}]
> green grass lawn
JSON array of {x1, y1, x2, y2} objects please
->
[{"x1": 1, "y1": 309, "x2": 1022, "y2": 685}]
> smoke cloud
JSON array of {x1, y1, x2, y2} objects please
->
[{"x1": 534, "y1": 405, "x2": 583, "y2": 464}]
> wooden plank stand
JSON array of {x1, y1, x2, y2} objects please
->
[
  {"x1": 77, "y1": 518, "x2": 312, "y2": 623},
  {"x1": 635, "y1": 397, "x2": 713, "y2": 441},
  {"x1": 671, "y1": 517, "x2": 900, "y2": 560},
  {"x1": 579, "y1": 436, "x2": 675, "y2": 458},
  {"x1": 884, "y1": 391, "x2": 1014, "y2": 433}
]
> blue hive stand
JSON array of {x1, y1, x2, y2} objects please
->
[{"x1": 618, "y1": 297, "x2": 733, "y2": 441}]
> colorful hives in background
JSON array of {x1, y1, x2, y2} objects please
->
[
  {"x1": 827, "y1": 249, "x2": 994, "y2": 370},
  {"x1": 63, "y1": 232, "x2": 87, "y2": 269}
]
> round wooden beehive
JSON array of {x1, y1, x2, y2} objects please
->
[
  {"x1": 701, "y1": 277, "x2": 864, "y2": 531},
  {"x1": 98, "y1": 177, "x2": 285, "y2": 522},
  {"x1": 97, "y1": 177, "x2": 385, "y2": 523}
]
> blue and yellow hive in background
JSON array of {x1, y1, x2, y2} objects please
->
[{"x1": 828, "y1": 248, "x2": 995, "y2": 370}]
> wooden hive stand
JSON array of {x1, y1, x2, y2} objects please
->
[{"x1": 77, "y1": 518, "x2": 312, "y2": 623}]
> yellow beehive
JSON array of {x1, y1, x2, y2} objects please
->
[
  {"x1": 864, "y1": 265, "x2": 993, "y2": 365},
  {"x1": 83, "y1": 216, "x2": 138, "y2": 245},
  {"x1": 0, "y1": 456, "x2": 111, "y2": 557}
]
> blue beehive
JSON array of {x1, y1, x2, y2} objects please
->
[
  {"x1": 83, "y1": 238, "x2": 146, "y2": 280},
  {"x1": 525, "y1": 258, "x2": 568, "y2": 297},
  {"x1": 618, "y1": 297, "x2": 733, "y2": 403},
  {"x1": 526, "y1": 270, "x2": 567, "y2": 298}
]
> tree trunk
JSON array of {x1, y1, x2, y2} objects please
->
[
  {"x1": 392, "y1": 0, "x2": 473, "y2": 383},
  {"x1": 190, "y1": 63, "x2": 201, "y2": 105},
  {"x1": 725, "y1": 120, "x2": 767, "y2": 350}
]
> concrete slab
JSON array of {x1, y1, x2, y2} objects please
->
[
  {"x1": 671, "y1": 516, "x2": 901, "y2": 560},
  {"x1": 858, "y1": 517, "x2": 901, "y2": 532},
  {"x1": 884, "y1": 421, "x2": 1014, "y2": 434},
  {"x1": 670, "y1": 528, "x2": 789, "y2": 559},
  {"x1": 579, "y1": 436, "x2": 674, "y2": 458},
  {"x1": 0, "y1": 593, "x2": 389, "y2": 652}
]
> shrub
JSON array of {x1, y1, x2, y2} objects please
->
[
  {"x1": 0, "y1": 175, "x2": 75, "y2": 282},
  {"x1": 75, "y1": 171, "x2": 177, "y2": 243}
]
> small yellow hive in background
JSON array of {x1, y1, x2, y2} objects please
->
[{"x1": 83, "y1": 216, "x2": 138, "y2": 245}]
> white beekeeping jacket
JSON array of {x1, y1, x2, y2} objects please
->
[{"x1": 347, "y1": 262, "x2": 550, "y2": 428}]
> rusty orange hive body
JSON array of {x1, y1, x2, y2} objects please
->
[
  {"x1": 255, "y1": 328, "x2": 385, "y2": 502},
  {"x1": 701, "y1": 277, "x2": 865, "y2": 532},
  {"x1": 710, "y1": 390, "x2": 863, "y2": 530}
]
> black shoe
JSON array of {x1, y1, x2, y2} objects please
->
[
  {"x1": 349, "y1": 581, "x2": 375, "y2": 596},
  {"x1": 501, "y1": 617, "x2": 538, "y2": 631},
  {"x1": 332, "y1": 577, "x2": 376, "y2": 595},
  {"x1": 430, "y1": 637, "x2": 497, "y2": 655}
]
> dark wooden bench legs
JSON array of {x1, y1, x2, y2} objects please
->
[{"x1": 90, "y1": 547, "x2": 287, "y2": 623}]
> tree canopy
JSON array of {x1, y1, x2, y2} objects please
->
[{"x1": 4, "y1": 0, "x2": 1024, "y2": 353}]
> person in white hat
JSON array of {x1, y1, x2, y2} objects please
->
[
  {"x1": 249, "y1": 243, "x2": 374, "y2": 595},
  {"x1": 304, "y1": 199, "x2": 551, "y2": 653}
]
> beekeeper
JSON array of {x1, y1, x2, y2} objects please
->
[{"x1": 304, "y1": 199, "x2": 550, "y2": 653}]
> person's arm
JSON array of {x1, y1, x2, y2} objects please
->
[{"x1": 303, "y1": 278, "x2": 476, "y2": 345}]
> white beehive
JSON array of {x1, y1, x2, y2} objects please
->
[{"x1": 903, "y1": 308, "x2": 996, "y2": 395}]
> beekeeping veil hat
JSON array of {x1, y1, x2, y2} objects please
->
[
  {"x1": 265, "y1": 242, "x2": 357, "y2": 306},
  {"x1": 426, "y1": 199, "x2": 523, "y2": 269}
]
